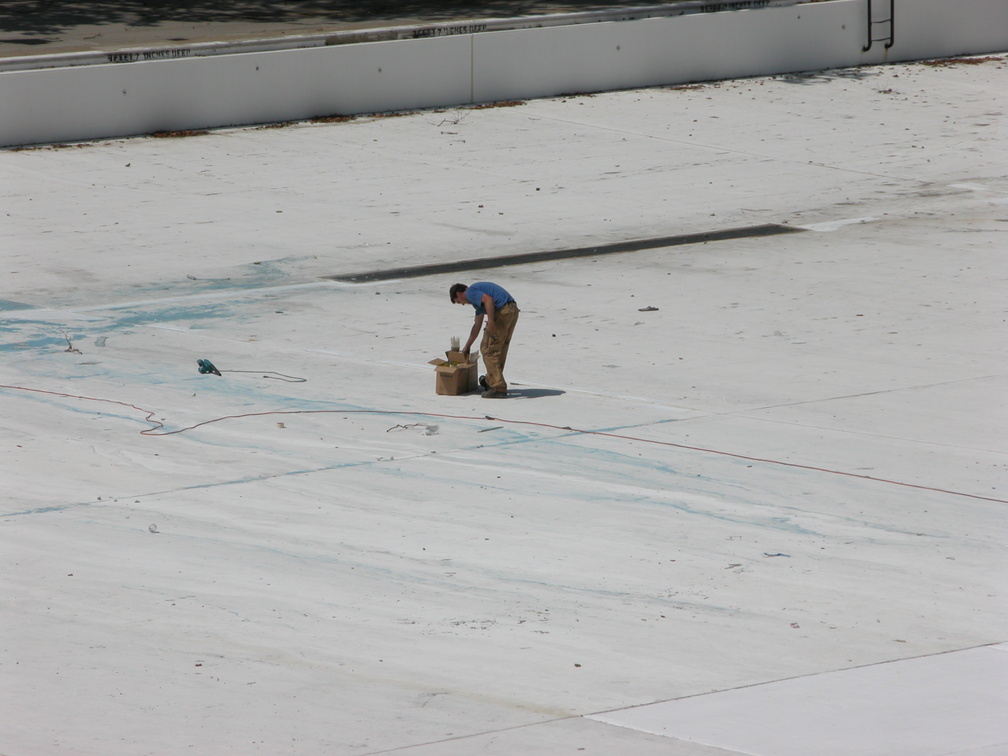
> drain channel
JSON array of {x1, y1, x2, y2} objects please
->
[{"x1": 325, "y1": 223, "x2": 802, "y2": 283}]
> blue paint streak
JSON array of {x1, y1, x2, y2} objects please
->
[
  {"x1": 105, "y1": 303, "x2": 230, "y2": 327},
  {"x1": 0, "y1": 299, "x2": 34, "y2": 311},
  {"x1": 0, "y1": 335, "x2": 73, "y2": 352}
]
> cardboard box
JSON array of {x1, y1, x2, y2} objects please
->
[{"x1": 428, "y1": 350, "x2": 479, "y2": 395}]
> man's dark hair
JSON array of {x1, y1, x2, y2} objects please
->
[{"x1": 449, "y1": 283, "x2": 467, "y2": 302}]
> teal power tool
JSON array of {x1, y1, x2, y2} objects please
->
[{"x1": 197, "y1": 358, "x2": 222, "y2": 376}]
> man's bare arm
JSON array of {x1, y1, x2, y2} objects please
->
[
  {"x1": 463, "y1": 313, "x2": 484, "y2": 354},
  {"x1": 482, "y1": 294, "x2": 497, "y2": 336}
]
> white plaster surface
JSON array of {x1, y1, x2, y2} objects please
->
[
  {"x1": 2, "y1": 55, "x2": 1006, "y2": 755},
  {"x1": 589, "y1": 643, "x2": 1008, "y2": 756}
]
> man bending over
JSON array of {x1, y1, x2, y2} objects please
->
[{"x1": 450, "y1": 282, "x2": 519, "y2": 398}]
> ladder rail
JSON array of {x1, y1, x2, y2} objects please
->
[{"x1": 863, "y1": 0, "x2": 895, "y2": 52}]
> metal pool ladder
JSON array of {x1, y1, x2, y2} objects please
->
[{"x1": 863, "y1": 0, "x2": 895, "y2": 52}]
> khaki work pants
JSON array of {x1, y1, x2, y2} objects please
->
[{"x1": 480, "y1": 302, "x2": 519, "y2": 392}]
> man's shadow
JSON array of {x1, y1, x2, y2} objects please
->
[{"x1": 500, "y1": 387, "x2": 564, "y2": 399}]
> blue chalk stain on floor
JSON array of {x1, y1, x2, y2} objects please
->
[
  {"x1": 0, "y1": 302, "x2": 232, "y2": 352},
  {"x1": 0, "y1": 299, "x2": 34, "y2": 311},
  {"x1": 0, "y1": 334, "x2": 80, "y2": 352},
  {"x1": 458, "y1": 431, "x2": 825, "y2": 536},
  {"x1": 106, "y1": 303, "x2": 231, "y2": 327},
  {"x1": 115, "y1": 258, "x2": 305, "y2": 301}
]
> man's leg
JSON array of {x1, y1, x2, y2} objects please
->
[
  {"x1": 481, "y1": 305, "x2": 518, "y2": 393},
  {"x1": 480, "y1": 329, "x2": 505, "y2": 392},
  {"x1": 498, "y1": 307, "x2": 519, "y2": 373}
]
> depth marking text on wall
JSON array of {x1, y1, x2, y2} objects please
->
[
  {"x1": 702, "y1": 1, "x2": 772, "y2": 11},
  {"x1": 412, "y1": 24, "x2": 488, "y2": 39},
  {"x1": 107, "y1": 48, "x2": 193, "y2": 64}
]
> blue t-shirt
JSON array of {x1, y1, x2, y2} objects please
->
[{"x1": 465, "y1": 282, "x2": 514, "y2": 315}]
